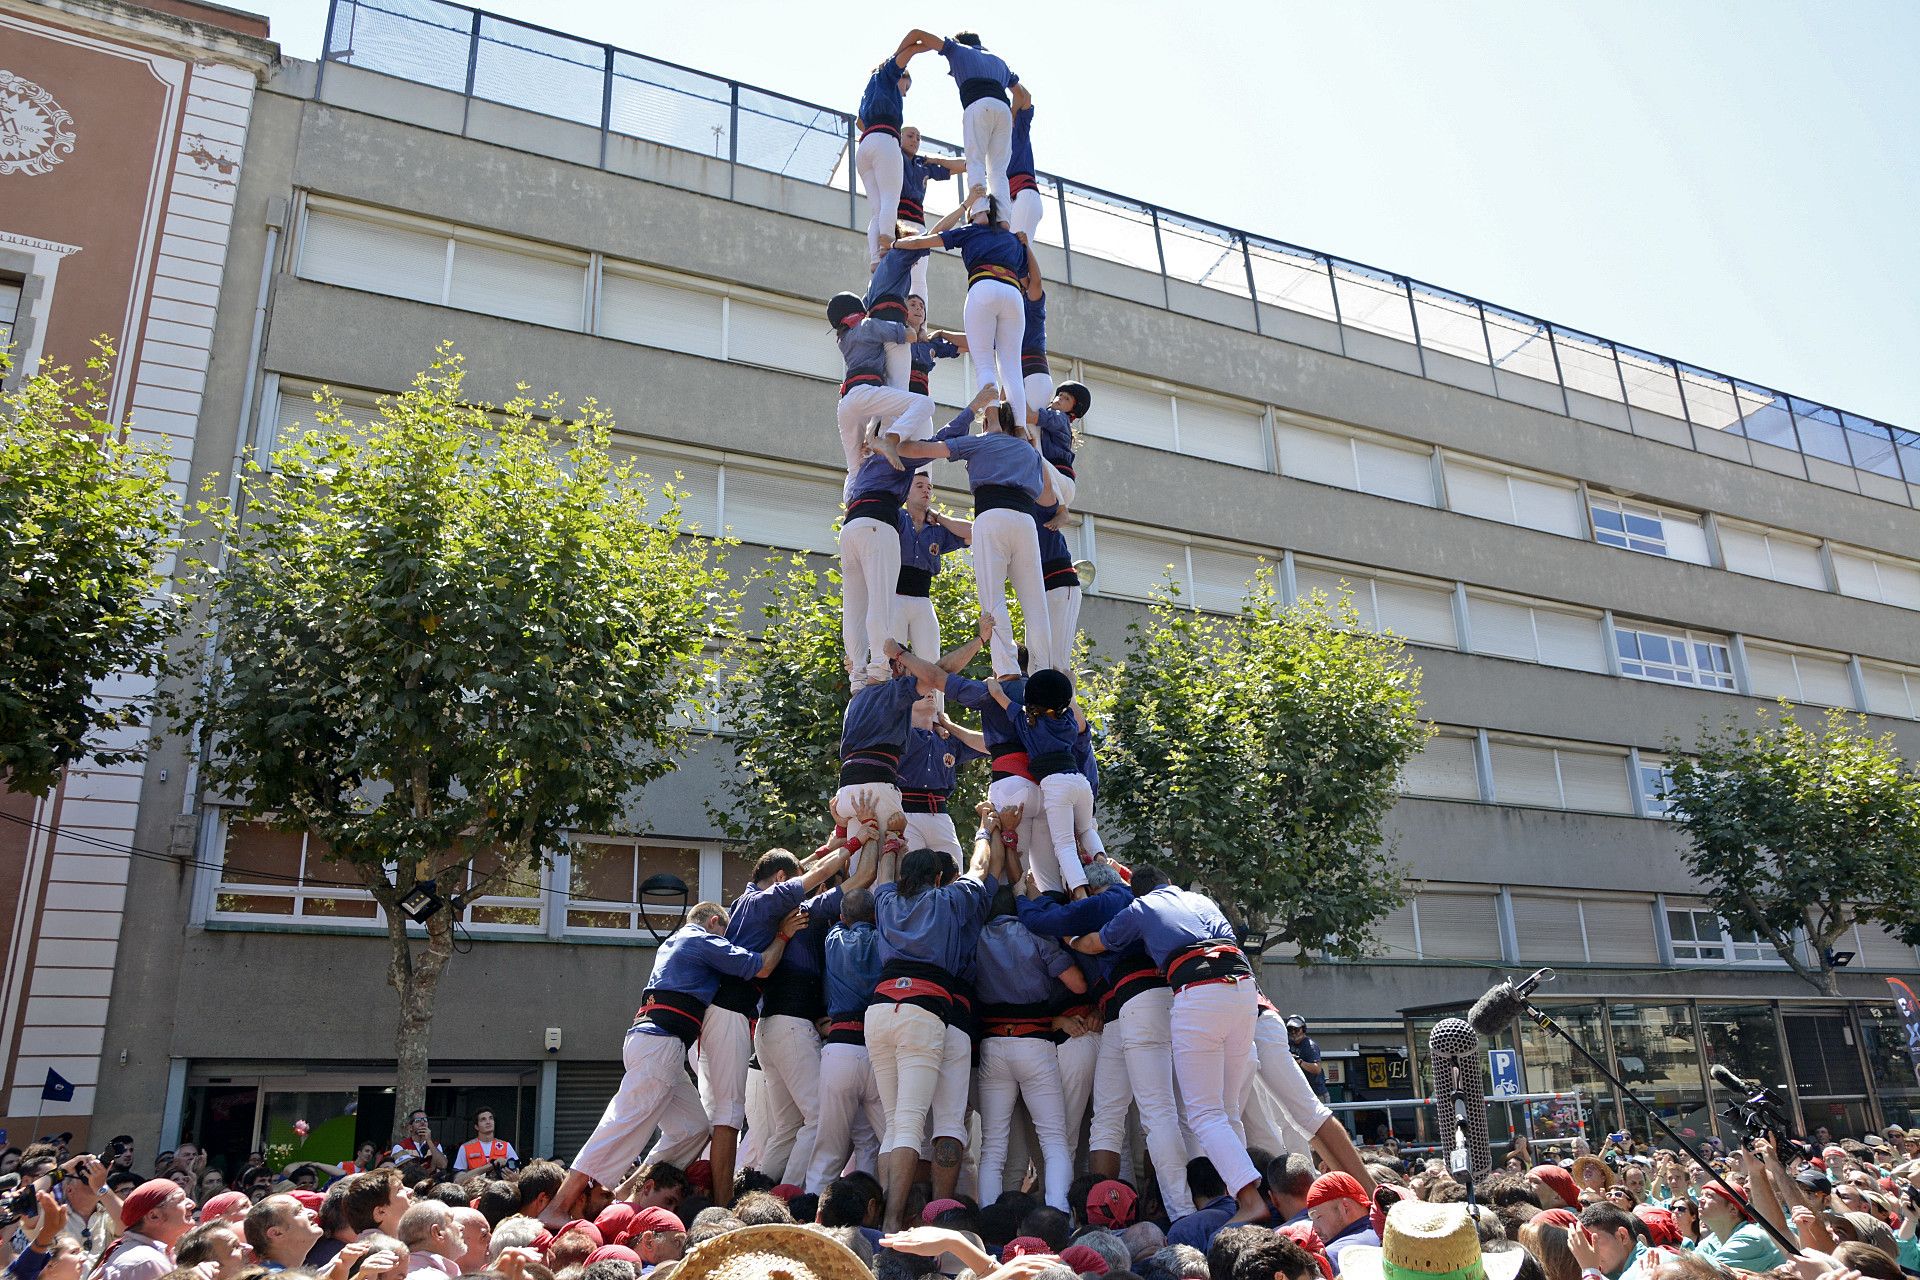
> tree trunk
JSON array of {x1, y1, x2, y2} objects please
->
[{"x1": 369, "y1": 875, "x2": 457, "y2": 1144}]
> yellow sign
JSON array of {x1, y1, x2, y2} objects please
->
[{"x1": 1366, "y1": 1057, "x2": 1389, "y2": 1089}]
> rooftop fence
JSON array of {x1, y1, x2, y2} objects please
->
[{"x1": 317, "y1": 0, "x2": 1920, "y2": 507}]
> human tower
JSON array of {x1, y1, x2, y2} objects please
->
[{"x1": 545, "y1": 30, "x2": 1374, "y2": 1236}]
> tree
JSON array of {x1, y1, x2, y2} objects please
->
[
  {"x1": 1665, "y1": 706, "x2": 1920, "y2": 996},
  {"x1": 710, "y1": 545, "x2": 1001, "y2": 853},
  {"x1": 1081, "y1": 567, "x2": 1426, "y2": 958},
  {"x1": 182, "y1": 348, "x2": 727, "y2": 1134},
  {"x1": 1, "y1": 346, "x2": 184, "y2": 795}
]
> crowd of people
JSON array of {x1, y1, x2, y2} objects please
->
[{"x1": 7, "y1": 19, "x2": 1912, "y2": 1280}]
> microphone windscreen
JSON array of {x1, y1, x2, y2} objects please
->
[
  {"x1": 1709, "y1": 1063, "x2": 1750, "y2": 1093},
  {"x1": 1468, "y1": 981, "x2": 1527, "y2": 1036}
]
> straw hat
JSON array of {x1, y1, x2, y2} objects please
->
[
  {"x1": 1339, "y1": 1202, "x2": 1527, "y2": 1280},
  {"x1": 1571, "y1": 1155, "x2": 1615, "y2": 1189},
  {"x1": 668, "y1": 1223, "x2": 871, "y2": 1280}
]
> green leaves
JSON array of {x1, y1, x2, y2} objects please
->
[
  {"x1": 1666, "y1": 705, "x2": 1920, "y2": 993},
  {"x1": 182, "y1": 344, "x2": 728, "y2": 894},
  {"x1": 1082, "y1": 567, "x2": 1426, "y2": 958},
  {"x1": 1, "y1": 344, "x2": 185, "y2": 795}
]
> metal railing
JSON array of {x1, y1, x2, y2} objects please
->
[
  {"x1": 315, "y1": 0, "x2": 1919, "y2": 507},
  {"x1": 1327, "y1": 1090, "x2": 1591, "y2": 1150}
]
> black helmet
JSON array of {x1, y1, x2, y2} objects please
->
[
  {"x1": 1056, "y1": 380, "x2": 1092, "y2": 419},
  {"x1": 1024, "y1": 668, "x2": 1074, "y2": 714},
  {"x1": 826, "y1": 291, "x2": 865, "y2": 328}
]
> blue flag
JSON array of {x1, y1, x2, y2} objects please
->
[{"x1": 41, "y1": 1069, "x2": 73, "y2": 1103}]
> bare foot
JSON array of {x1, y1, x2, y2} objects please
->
[{"x1": 875, "y1": 431, "x2": 904, "y2": 471}]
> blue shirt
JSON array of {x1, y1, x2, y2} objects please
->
[
  {"x1": 900, "y1": 153, "x2": 952, "y2": 221},
  {"x1": 838, "y1": 315, "x2": 910, "y2": 386},
  {"x1": 858, "y1": 55, "x2": 906, "y2": 127},
  {"x1": 1022, "y1": 290, "x2": 1046, "y2": 359},
  {"x1": 847, "y1": 448, "x2": 929, "y2": 506},
  {"x1": 940, "y1": 223, "x2": 1029, "y2": 281},
  {"x1": 776, "y1": 885, "x2": 841, "y2": 980},
  {"x1": 1016, "y1": 882, "x2": 1135, "y2": 986},
  {"x1": 997, "y1": 684, "x2": 1078, "y2": 770},
  {"x1": 976, "y1": 914, "x2": 1075, "y2": 1006},
  {"x1": 1098, "y1": 885, "x2": 1236, "y2": 969},
  {"x1": 1009, "y1": 104, "x2": 1035, "y2": 179},
  {"x1": 866, "y1": 246, "x2": 928, "y2": 308},
  {"x1": 875, "y1": 874, "x2": 999, "y2": 976},
  {"x1": 945, "y1": 431, "x2": 1044, "y2": 499},
  {"x1": 940, "y1": 39, "x2": 1018, "y2": 90},
  {"x1": 640, "y1": 923, "x2": 763, "y2": 1031},
  {"x1": 1167, "y1": 1195, "x2": 1235, "y2": 1253},
  {"x1": 728, "y1": 876, "x2": 809, "y2": 952},
  {"x1": 824, "y1": 920, "x2": 883, "y2": 1017},
  {"x1": 842, "y1": 674, "x2": 920, "y2": 761},
  {"x1": 1293, "y1": 1034, "x2": 1329, "y2": 1099},
  {"x1": 1075, "y1": 721, "x2": 1098, "y2": 795},
  {"x1": 897, "y1": 510, "x2": 966, "y2": 575},
  {"x1": 911, "y1": 335, "x2": 960, "y2": 379},
  {"x1": 898, "y1": 725, "x2": 988, "y2": 792},
  {"x1": 1034, "y1": 406, "x2": 1075, "y2": 472},
  {"x1": 1034, "y1": 515, "x2": 1070, "y2": 568},
  {"x1": 945, "y1": 672, "x2": 1026, "y2": 752}
]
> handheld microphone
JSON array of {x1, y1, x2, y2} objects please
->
[
  {"x1": 1467, "y1": 968, "x2": 1554, "y2": 1036},
  {"x1": 1429, "y1": 1017, "x2": 1492, "y2": 1180}
]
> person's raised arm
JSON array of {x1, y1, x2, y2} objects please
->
[
  {"x1": 883, "y1": 638, "x2": 952, "y2": 695},
  {"x1": 929, "y1": 508, "x2": 973, "y2": 544},
  {"x1": 1011, "y1": 82, "x2": 1031, "y2": 112},
  {"x1": 897, "y1": 438, "x2": 954, "y2": 461},
  {"x1": 967, "y1": 820, "x2": 994, "y2": 881},
  {"x1": 940, "y1": 714, "x2": 987, "y2": 754},
  {"x1": 937, "y1": 613, "x2": 990, "y2": 673},
  {"x1": 800, "y1": 846, "x2": 851, "y2": 892},
  {"x1": 895, "y1": 32, "x2": 937, "y2": 63},
  {"x1": 929, "y1": 199, "x2": 971, "y2": 236},
  {"x1": 986, "y1": 677, "x2": 1012, "y2": 710},
  {"x1": 1024, "y1": 242, "x2": 1043, "y2": 300},
  {"x1": 1739, "y1": 1141, "x2": 1790, "y2": 1243},
  {"x1": 754, "y1": 909, "x2": 806, "y2": 979}
]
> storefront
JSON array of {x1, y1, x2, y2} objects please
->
[{"x1": 1400, "y1": 994, "x2": 1920, "y2": 1148}]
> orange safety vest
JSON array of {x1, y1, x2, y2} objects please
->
[{"x1": 462, "y1": 1138, "x2": 510, "y2": 1167}]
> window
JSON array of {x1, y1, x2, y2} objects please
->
[
  {"x1": 1079, "y1": 373, "x2": 1176, "y2": 452},
  {"x1": 1716, "y1": 521, "x2": 1827, "y2": 590},
  {"x1": 1486, "y1": 737, "x2": 1634, "y2": 813},
  {"x1": 566, "y1": 839, "x2": 700, "y2": 932},
  {"x1": 1084, "y1": 521, "x2": 1266, "y2": 615},
  {"x1": 599, "y1": 266, "x2": 725, "y2": 360},
  {"x1": 1444, "y1": 457, "x2": 1586, "y2": 539},
  {"x1": 721, "y1": 464, "x2": 842, "y2": 553},
  {"x1": 1293, "y1": 561, "x2": 1457, "y2": 647},
  {"x1": 1830, "y1": 547, "x2": 1920, "y2": 611},
  {"x1": 1849, "y1": 920, "x2": 1919, "y2": 971},
  {"x1": 1613, "y1": 622, "x2": 1735, "y2": 689},
  {"x1": 1464, "y1": 591, "x2": 1609, "y2": 672},
  {"x1": 0, "y1": 275, "x2": 21, "y2": 352},
  {"x1": 1398, "y1": 729, "x2": 1482, "y2": 800},
  {"x1": 1666, "y1": 905, "x2": 1776, "y2": 965},
  {"x1": 1636, "y1": 753, "x2": 1675, "y2": 817},
  {"x1": 214, "y1": 818, "x2": 377, "y2": 922},
  {"x1": 1742, "y1": 643, "x2": 1857, "y2": 709},
  {"x1": 1363, "y1": 888, "x2": 1502, "y2": 962},
  {"x1": 727, "y1": 294, "x2": 842, "y2": 382},
  {"x1": 1274, "y1": 411, "x2": 1435, "y2": 506},
  {"x1": 1861, "y1": 663, "x2": 1920, "y2": 720},
  {"x1": 1513, "y1": 893, "x2": 1658, "y2": 964},
  {"x1": 1587, "y1": 497, "x2": 1711, "y2": 565}
]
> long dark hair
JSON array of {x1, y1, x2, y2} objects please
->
[{"x1": 896, "y1": 848, "x2": 947, "y2": 898}]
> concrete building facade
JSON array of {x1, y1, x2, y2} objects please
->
[{"x1": 7, "y1": 0, "x2": 1920, "y2": 1168}]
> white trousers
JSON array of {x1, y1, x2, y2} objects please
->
[
  {"x1": 894, "y1": 594, "x2": 941, "y2": 663},
  {"x1": 1171, "y1": 980, "x2": 1261, "y2": 1195},
  {"x1": 962, "y1": 280, "x2": 1027, "y2": 428},
  {"x1": 837, "y1": 384, "x2": 935, "y2": 476},
  {"x1": 1010, "y1": 187, "x2": 1044, "y2": 243},
  {"x1": 1057, "y1": 1028, "x2": 1102, "y2": 1166},
  {"x1": 1038, "y1": 771, "x2": 1101, "y2": 891},
  {"x1": 971, "y1": 506, "x2": 1052, "y2": 677},
  {"x1": 1047, "y1": 586, "x2": 1082, "y2": 667},
  {"x1": 856, "y1": 131, "x2": 903, "y2": 270},
  {"x1": 866, "y1": 1001, "x2": 951, "y2": 1153},
  {"x1": 928, "y1": 1024, "x2": 973, "y2": 1143},
  {"x1": 752, "y1": 1014, "x2": 824, "y2": 1186},
  {"x1": 1023, "y1": 371, "x2": 1055, "y2": 423},
  {"x1": 986, "y1": 774, "x2": 1046, "y2": 885},
  {"x1": 807, "y1": 1041, "x2": 885, "y2": 1192},
  {"x1": 886, "y1": 341, "x2": 911, "y2": 391},
  {"x1": 903, "y1": 811, "x2": 961, "y2": 856},
  {"x1": 1090, "y1": 988, "x2": 1194, "y2": 1218},
  {"x1": 574, "y1": 1030, "x2": 708, "y2": 1186},
  {"x1": 962, "y1": 98, "x2": 1014, "y2": 210},
  {"x1": 1041, "y1": 455, "x2": 1076, "y2": 512},
  {"x1": 1255, "y1": 1008, "x2": 1335, "y2": 1144},
  {"x1": 976, "y1": 1038, "x2": 1071, "y2": 1210},
  {"x1": 901, "y1": 220, "x2": 929, "y2": 307},
  {"x1": 695, "y1": 1005, "x2": 752, "y2": 1130},
  {"x1": 831, "y1": 781, "x2": 904, "y2": 882},
  {"x1": 840, "y1": 516, "x2": 901, "y2": 687}
]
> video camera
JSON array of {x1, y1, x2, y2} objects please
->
[{"x1": 1710, "y1": 1064, "x2": 1812, "y2": 1161}]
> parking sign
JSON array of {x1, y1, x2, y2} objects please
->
[{"x1": 1488, "y1": 1048, "x2": 1520, "y2": 1097}]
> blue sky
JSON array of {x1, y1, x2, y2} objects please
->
[{"x1": 253, "y1": 0, "x2": 1918, "y2": 427}]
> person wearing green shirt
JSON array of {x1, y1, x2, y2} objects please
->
[{"x1": 1688, "y1": 1182, "x2": 1788, "y2": 1272}]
